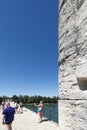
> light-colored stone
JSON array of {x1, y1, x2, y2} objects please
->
[
  {"x1": 59, "y1": 100, "x2": 87, "y2": 130},
  {"x1": 0, "y1": 107, "x2": 59, "y2": 130},
  {"x1": 58, "y1": 0, "x2": 87, "y2": 129}
]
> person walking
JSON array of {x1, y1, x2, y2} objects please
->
[
  {"x1": 2, "y1": 102, "x2": 15, "y2": 130},
  {"x1": 19, "y1": 102, "x2": 23, "y2": 113},
  {"x1": 1, "y1": 101, "x2": 5, "y2": 112},
  {"x1": 14, "y1": 101, "x2": 19, "y2": 114},
  {"x1": 34, "y1": 101, "x2": 44, "y2": 123}
]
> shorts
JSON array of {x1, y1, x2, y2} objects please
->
[
  {"x1": 6, "y1": 121, "x2": 12, "y2": 125},
  {"x1": 38, "y1": 112, "x2": 43, "y2": 116},
  {"x1": 15, "y1": 107, "x2": 18, "y2": 109}
]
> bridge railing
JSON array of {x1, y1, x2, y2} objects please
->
[{"x1": 31, "y1": 107, "x2": 58, "y2": 123}]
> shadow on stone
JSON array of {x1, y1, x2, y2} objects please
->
[
  {"x1": 41, "y1": 119, "x2": 49, "y2": 123},
  {"x1": 77, "y1": 77, "x2": 87, "y2": 91}
]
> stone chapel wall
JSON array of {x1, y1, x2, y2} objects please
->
[{"x1": 58, "y1": 0, "x2": 87, "y2": 129}]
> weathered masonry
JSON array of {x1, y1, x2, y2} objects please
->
[{"x1": 58, "y1": 0, "x2": 87, "y2": 129}]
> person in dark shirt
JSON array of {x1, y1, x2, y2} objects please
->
[{"x1": 2, "y1": 102, "x2": 15, "y2": 130}]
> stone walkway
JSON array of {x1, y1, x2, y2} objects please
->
[{"x1": 0, "y1": 108, "x2": 59, "y2": 130}]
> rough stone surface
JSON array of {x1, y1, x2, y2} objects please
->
[
  {"x1": 58, "y1": 0, "x2": 87, "y2": 129},
  {"x1": 59, "y1": 100, "x2": 87, "y2": 130}
]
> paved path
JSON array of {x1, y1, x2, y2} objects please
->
[{"x1": 0, "y1": 108, "x2": 59, "y2": 130}]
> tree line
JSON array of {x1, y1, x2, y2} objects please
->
[{"x1": 0, "y1": 95, "x2": 59, "y2": 104}]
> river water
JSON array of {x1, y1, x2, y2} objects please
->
[{"x1": 25, "y1": 104, "x2": 58, "y2": 123}]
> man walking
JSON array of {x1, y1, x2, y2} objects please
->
[{"x1": 2, "y1": 102, "x2": 15, "y2": 130}]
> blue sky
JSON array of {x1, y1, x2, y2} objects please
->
[{"x1": 0, "y1": 0, "x2": 58, "y2": 97}]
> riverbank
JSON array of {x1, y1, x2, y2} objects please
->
[{"x1": 0, "y1": 107, "x2": 59, "y2": 130}]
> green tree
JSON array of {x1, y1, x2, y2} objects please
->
[
  {"x1": 23, "y1": 95, "x2": 29, "y2": 103},
  {"x1": 12, "y1": 95, "x2": 19, "y2": 102},
  {"x1": 0, "y1": 96, "x2": 3, "y2": 104},
  {"x1": 18, "y1": 95, "x2": 24, "y2": 103}
]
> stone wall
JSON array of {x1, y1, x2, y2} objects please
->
[{"x1": 58, "y1": 0, "x2": 87, "y2": 129}]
